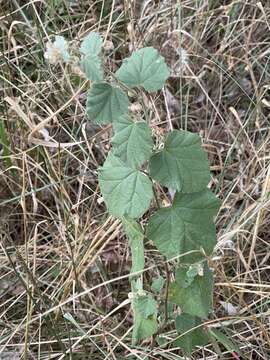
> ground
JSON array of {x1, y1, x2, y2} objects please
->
[{"x1": 0, "y1": 1, "x2": 269, "y2": 359}]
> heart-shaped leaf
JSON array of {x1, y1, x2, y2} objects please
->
[
  {"x1": 116, "y1": 47, "x2": 170, "y2": 92},
  {"x1": 80, "y1": 54, "x2": 103, "y2": 81},
  {"x1": 86, "y1": 82, "x2": 129, "y2": 124},
  {"x1": 132, "y1": 293, "x2": 158, "y2": 344},
  {"x1": 169, "y1": 263, "x2": 213, "y2": 318},
  {"x1": 146, "y1": 189, "x2": 220, "y2": 261},
  {"x1": 149, "y1": 130, "x2": 211, "y2": 193},
  {"x1": 80, "y1": 33, "x2": 103, "y2": 82},
  {"x1": 174, "y1": 314, "x2": 209, "y2": 354},
  {"x1": 80, "y1": 32, "x2": 102, "y2": 56},
  {"x1": 99, "y1": 154, "x2": 153, "y2": 219},
  {"x1": 112, "y1": 116, "x2": 153, "y2": 167}
]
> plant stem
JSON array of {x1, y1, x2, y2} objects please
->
[
  {"x1": 164, "y1": 260, "x2": 170, "y2": 325},
  {"x1": 152, "y1": 184, "x2": 160, "y2": 210}
]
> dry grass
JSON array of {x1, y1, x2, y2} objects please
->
[{"x1": 0, "y1": 0, "x2": 270, "y2": 359}]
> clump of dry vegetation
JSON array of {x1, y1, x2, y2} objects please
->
[{"x1": 0, "y1": 1, "x2": 270, "y2": 359}]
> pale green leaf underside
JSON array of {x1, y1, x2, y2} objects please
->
[
  {"x1": 134, "y1": 294, "x2": 157, "y2": 318},
  {"x1": 122, "y1": 218, "x2": 144, "y2": 275},
  {"x1": 146, "y1": 189, "x2": 220, "y2": 261},
  {"x1": 99, "y1": 154, "x2": 153, "y2": 219},
  {"x1": 174, "y1": 314, "x2": 209, "y2": 354},
  {"x1": 80, "y1": 54, "x2": 103, "y2": 81},
  {"x1": 169, "y1": 263, "x2": 213, "y2": 318},
  {"x1": 132, "y1": 294, "x2": 158, "y2": 344},
  {"x1": 80, "y1": 32, "x2": 102, "y2": 56},
  {"x1": 112, "y1": 116, "x2": 153, "y2": 167},
  {"x1": 150, "y1": 130, "x2": 211, "y2": 193},
  {"x1": 86, "y1": 82, "x2": 129, "y2": 124},
  {"x1": 115, "y1": 47, "x2": 170, "y2": 92}
]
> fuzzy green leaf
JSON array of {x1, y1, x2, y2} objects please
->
[
  {"x1": 149, "y1": 130, "x2": 211, "y2": 192},
  {"x1": 147, "y1": 205, "x2": 182, "y2": 260},
  {"x1": 99, "y1": 154, "x2": 153, "y2": 219},
  {"x1": 80, "y1": 33, "x2": 103, "y2": 82},
  {"x1": 132, "y1": 293, "x2": 158, "y2": 344},
  {"x1": 112, "y1": 116, "x2": 153, "y2": 167},
  {"x1": 146, "y1": 189, "x2": 220, "y2": 261},
  {"x1": 122, "y1": 218, "x2": 144, "y2": 275},
  {"x1": 80, "y1": 54, "x2": 103, "y2": 81},
  {"x1": 80, "y1": 32, "x2": 102, "y2": 56},
  {"x1": 134, "y1": 294, "x2": 157, "y2": 318},
  {"x1": 115, "y1": 47, "x2": 170, "y2": 92},
  {"x1": 169, "y1": 263, "x2": 213, "y2": 318},
  {"x1": 86, "y1": 82, "x2": 129, "y2": 124},
  {"x1": 174, "y1": 314, "x2": 209, "y2": 354}
]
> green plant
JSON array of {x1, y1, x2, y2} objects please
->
[
  {"x1": 82, "y1": 32, "x2": 221, "y2": 352},
  {"x1": 53, "y1": 32, "x2": 226, "y2": 354}
]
